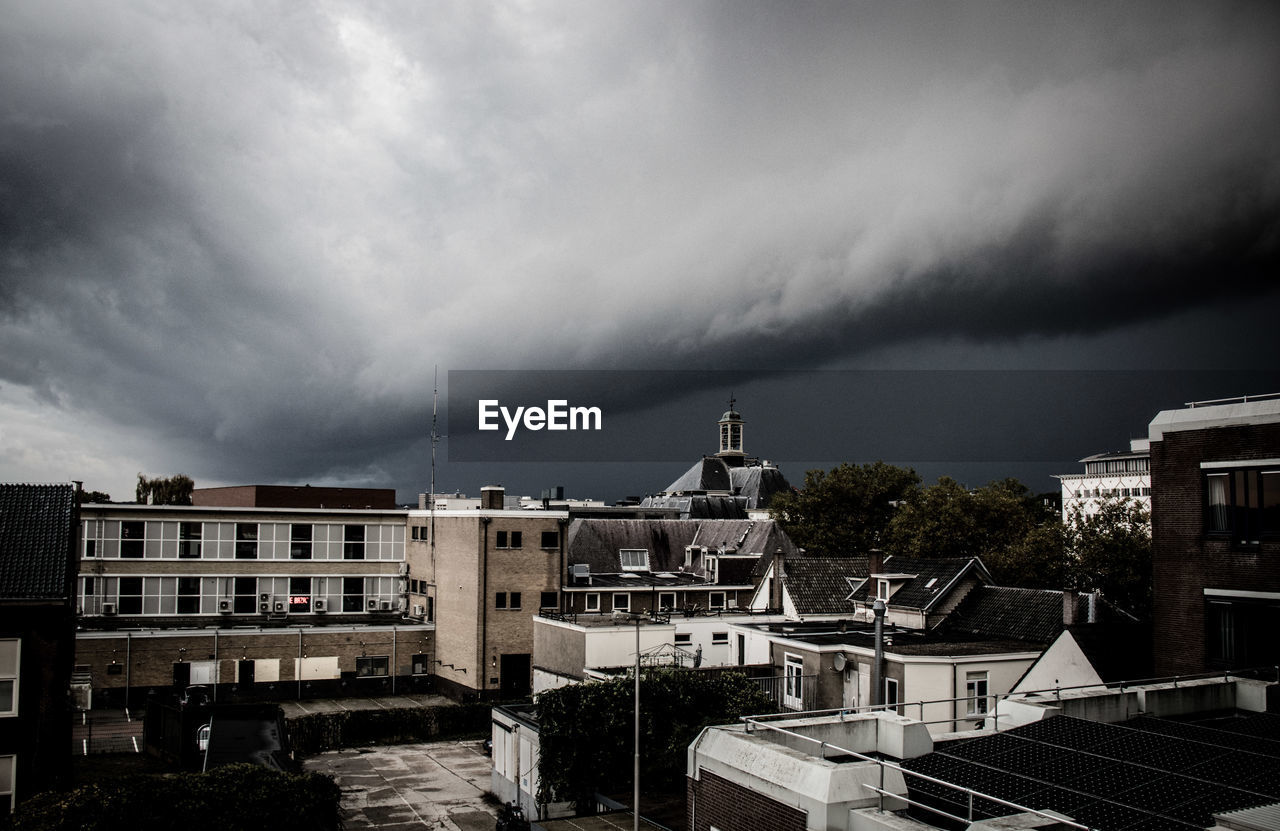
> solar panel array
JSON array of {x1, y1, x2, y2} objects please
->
[{"x1": 900, "y1": 714, "x2": 1280, "y2": 831}]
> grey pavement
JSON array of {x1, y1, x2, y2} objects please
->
[{"x1": 303, "y1": 738, "x2": 499, "y2": 831}]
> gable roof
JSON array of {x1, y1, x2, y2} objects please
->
[
  {"x1": 943, "y1": 585, "x2": 1075, "y2": 644},
  {"x1": 0, "y1": 483, "x2": 77, "y2": 600},
  {"x1": 566, "y1": 518, "x2": 799, "y2": 578},
  {"x1": 779, "y1": 556, "x2": 870, "y2": 617},
  {"x1": 848, "y1": 556, "x2": 991, "y2": 611}
]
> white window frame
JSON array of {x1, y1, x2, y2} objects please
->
[
  {"x1": 711, "y1": 631, "x2": 728, "y2": 645},
  {"x1": 584, "y1": 593, "x2": 600, "y2": 612},
  {"x1": 709, "y1": 591, "x2": 726, "y2": 610},
  {"x1": 784, "y1": 653, "x2": 804, "y2": 710},
  {"x1": 0, "y1": 754, "x2": 13, "y2": 813},
  {"x1": 0, "y1": 640, "x2": 17, "y2": 718},
  {"x1": 612, "y1": 593, "x2": 631, "y2": 612},
  {"x1": 884, "y1": 677, "x2": 900, "y2": 712},
  {"x1": 619, "y1": 549, "x2": 649, "y2": 571},
  {"x1": 877, "y1": 579, "x2": 890, "y2": 600},
  {"x1": 658, "y1": 592, "x2": 677, "y2": 611},
  {"x1": 966, "y1": 671, "x2": 989, "y2": 716}
]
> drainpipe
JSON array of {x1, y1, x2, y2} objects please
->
[
  {"x1": 392, "y1": 626, "x2": 397, "y2": 695},
  {"x1": 871, "y1": 600, "x2": 885, "y2": 708},
  {"x1": 480, "y1": 517, "x2": 491, "y2": 694}
]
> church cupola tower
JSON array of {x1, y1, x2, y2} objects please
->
[{"x1": 717, "y1": 398, "x2": 745, "y2": 462}]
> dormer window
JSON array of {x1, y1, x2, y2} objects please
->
[
  {"x1": 619, "y1": 549, "x2": 650, "y2": 571},
  {"x1": 877, "y1": 579, "x2": 890, "y2": 600},
  {"x1": 706, "y1": 555, "x2": 719, "y2": 584}
]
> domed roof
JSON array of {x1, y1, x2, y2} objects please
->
[{"x1": 720, "y1": 409, "x2": 741, "y2": 421}]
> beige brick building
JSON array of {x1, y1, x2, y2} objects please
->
[{"x1": 406, "y1": 486, "x2": 567, "y2": 700}]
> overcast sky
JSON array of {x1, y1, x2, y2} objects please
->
[{"x1": 2, "y1": 1, "x2": 1278, "y2": 503}]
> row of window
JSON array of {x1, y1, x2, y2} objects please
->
[
  {"x1": 579, "y1": 590, "x2": 737, "y2": 614},
  {"x1": 406, "y1": 527, "x2": 561, "y2": 549},
  {"x1": 81, "y1": 575, "x2": 399, "y2": 615},
  {"x1": 171, "y1": 654, "x2": 433, "y2": 686},
  {"x1": 1206, "y1": 469, "x2": 1280, "y2": 547},
  {"x1": 1083, "y1": 458, "x2": 1150, "y2": 475},
  {"x1": 495, "y1": 591, "x2": 559, "y2": 611},
  {"x1": 1073, "y1": 487, "x2": 1151, "y2": 498},
  {"x1": 83, "y1": 520, "x2": 403, "y2": 561}
]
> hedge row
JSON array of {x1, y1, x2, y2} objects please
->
[
  {"x1": 287, "y1": 702, "x2": 492, "y2": 755},
  {"x1": 12, "y1": 764, "x2": 341, "y2": 831}
]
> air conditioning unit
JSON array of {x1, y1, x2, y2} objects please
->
[
  {"x1": 570, "y1": 563, "x2": 590, "y2": 584},
  {"x1": 412, "y1": 604, "x2": 425, "y2": 617},
  {"x1": 366, "y1": 598, "x2": 379, "y2": 611},
  {"x1": 260, "y1": 592, "x2": 270, "y2": 602},
  {"x1": 273, "y1": 600, "x2": 288, "y2": 613},
  {"x1": 218, "y1": 599, "x2": 232, "y2": 613},
  {"x1": 379, "y1": 600, "x2": 392, "y2": 611},
  {"x1": 398, "y1": 562, "x2": 409, "y2": 576},
  {"x1": 259, "y1": 601, "x2": 271, "y2": 613},
  {"x1": 313, "y1": 598, "x2": 327, "y2": 612},
  {"x1": 102, "y1": 602, "x2": 116, "y2": 616}
]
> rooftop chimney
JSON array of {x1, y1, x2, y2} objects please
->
[
  {"x1": 771, "y1": 548, "x2": 786, "y2": 611},
  {"x1": 868, "y1": 548, "x2": 884, "y2": 576},
  {"x1": 480, "y1": 486, "x2": 505, "y2": 511},
  {"x1": 1063, "y1": 589, "x2": 1079, "y2": 626}
]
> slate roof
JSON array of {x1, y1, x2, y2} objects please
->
[
  {"x1": 779, "y1": 556, "x2": 870, "y2": 617},
  {"x1": 847, "y1": 556, "x2": 991, "y2": 611},
  {"x1": 903, "y1": 713, "x2": 1280, "y2": 831},
  {"x1": 642, "y1": 456, "x2": 792, "y2": 512},
  {"x1": 943, "y1": 586, "x2": 1076, "y2": 644},
  {"x1": 0, "y1": 483, "x2": 77, "y2": 600},
  {"x1": 749, "y1": 619, "x2": 1042, "y2": 657},
  {"x1": 565, "y1": 518, "x2": 798, "y2": 580}
]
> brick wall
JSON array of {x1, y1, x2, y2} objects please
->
[
  {"x1": 688, "y1": 769, "x2": 807, "y2": 831},
  {"x1": 1151, "y1": 421, "x2": 1280, "y2": 675}
]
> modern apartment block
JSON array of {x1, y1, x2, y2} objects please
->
[
  {"x1": 406, "y1": 486, "x2": 568, "y2": 700},
  {"x1": 1056, "y1": 439, "x2": 1152, "y2": 522},
  {"x1": 1149, "y1": 394, "x2": 1280, "y2": 675},
  {"x1": 75, "y1": 495, "x2": 423, "y2": 705}
]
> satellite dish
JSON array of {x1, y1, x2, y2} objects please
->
[{"x1": 833, "y1": 652, "x2": 847, "y2": 672}]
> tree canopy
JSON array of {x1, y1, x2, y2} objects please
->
[
  {"x1": 536, "y1": 668, "x2": 773, "y2": 813},
  {"x1": 1063, "y1": 499, "x2": 1152, "y2": 619},
  {"x1": 135, "y1": 473, "x2": 194, "y2": 505},
  {"x1": 769, "y1": 461, "x2": 920, "y2": 555}
]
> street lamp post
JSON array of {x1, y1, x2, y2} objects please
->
[{"x1": 614, "y1": 610, "x2": 643, "y2": 831}]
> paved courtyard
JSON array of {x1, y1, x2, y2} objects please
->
[{"x1": 303, "y1": 738, "x2": 499, "y2": 831}]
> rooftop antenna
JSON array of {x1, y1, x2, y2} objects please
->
[{"x1": 429, "y1": 366, "x2": 444, "y2": 566}]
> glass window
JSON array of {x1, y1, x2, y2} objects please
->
[
  {"x1": 658, "y1": 592, "x2": 676, "y2": 611},
  {"x1": 342, "y1": 577, "x2": 364, "y2": 612},
  {"x1": 289, "y1": 577, "x2": 311, "y2": 613},
  {"x1": 541, "y1": 531, "x2": 559, "y2": 548},
  {"x1": 233, "y1": 577, "x2": 257, "y2": 613},
  {"x1": 585, "y1": 593, "x2": 600, "y2": 612},
  {"x1": 290, "y1": 524, "x2": 312, "y2": 560},
  {"x1": 509, "y1": 592, "x2": 521, "y2": 610},
  {"x1": 177, "y1": 577, "x2": 201, "y2": 614},
  {"x1": 0, "y1": 640, "x2": 18, "y2": 717},
  {"x1": 120, "y1": 520, "x2": 145, "y2": 558},
  {"x1": 612, "y1": 593, "x2": 630, "y2": 612},
  {"x1": 0, "y1": 755, "x2": 13, "y2": 812},
  {"x1": 343, "y1": 525, "x2": 365, "y2": 560},
  {"x1": 510, "y1": 531, "x2": 522, "y2": 548},
  {"x1": 784, "y1": 654, "x2": 804, "y2": 710},
  {"x1": 709, "y1": 591, "x2": 726, "y2": 610},
  {"x1": 411, "y1": 654, "x2": 430, "y2": 675},
  {"x1": 712, "y1": 631, "x2": 728, "y2": 645},
  {"x1": 540, "y1": 591, "x2": 558, "y2": 609},
  {"x1": 235, "y1": 523, "x2": 258, "y2": 559},
  {"x1": 966, "y1": 671, "x2": 989, "y2": 715},
  {"x1": 118, "y1": 577, "x2": 143, "y2": 614},
  {"x1": 355, "y1": 656, "x2": 389, "y2": 677},
  {"x1": 178, "y1": 522, "x2": 202, "y2": 559},
  {"x1": 675, "y1": 633, "x2": 692, "y2": 645},
  {"x1": 496, "y1": 531, "x2": 508, "y2": 548},
  {"x1": 496, "y1": 592, "x2": 508, "y2": 609},
  {"x1": 619, "y1": 549, "x2": 649, "y2": 571}
]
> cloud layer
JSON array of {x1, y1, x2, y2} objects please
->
[{"x1": 2, "y1": 1, "x2": 1278, "y2": 498}]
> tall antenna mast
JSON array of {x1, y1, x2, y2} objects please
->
[{"x1": 430, "y1": 366, "x2": 441, "y2": 566}]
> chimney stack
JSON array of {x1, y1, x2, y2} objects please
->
[
  {"x1": 481, "y1": 485, "x2": 505, "y2": 510},
  {"x1": 1063, "y1": 589, "x2": 1079, "y2": 626},
  {"x1": 771, "y1": 548, "x2": 786, "y2": 611},
  {"x1": 868, "y1": 548, "x2": 884, "y2": 576}
]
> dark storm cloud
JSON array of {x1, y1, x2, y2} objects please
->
[{"x1": 2, "y1": 1, "x2": 1278, "y2": 499}]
